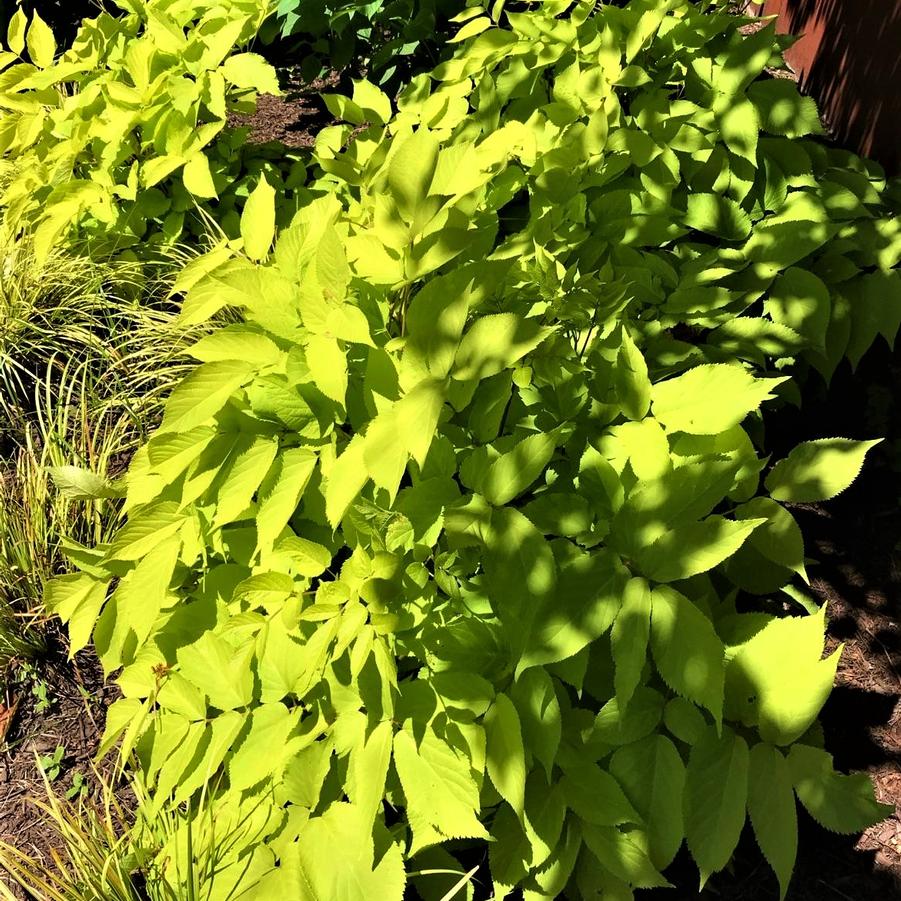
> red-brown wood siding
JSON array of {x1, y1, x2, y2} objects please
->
[{"x1": 756, "y1": 0, "x2": 901, "y2": 174}]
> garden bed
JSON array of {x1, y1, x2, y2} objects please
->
[
  {"x1": 0, "y1": 2, "x2": 899, "y2": 898},
  {"x1": 0, "y1": 352, "x2": 898, "y2": 898}
]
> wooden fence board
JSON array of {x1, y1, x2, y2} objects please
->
[{"x1": 755, "y1": 0, "x2": 901, "y2": 174}]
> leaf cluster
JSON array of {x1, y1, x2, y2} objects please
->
[
  {"x1": 271, "y1": 0, "x2": 461, "y2": 89},
  {"x1": 0, "y1": 0, "x2": 301, "y2": 259}
]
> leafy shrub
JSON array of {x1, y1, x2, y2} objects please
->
[
  {"x1": 0, "y1": 0, "x2": 301, "y2": 259},
  {"x1": 271, "y1": 0, "x2": 462, "y2": 88},
  {"x1": 46, "y1": 0, "x2": 900, "y2": 899}
]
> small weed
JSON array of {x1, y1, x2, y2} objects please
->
[
  {"x1": 16, "y1": 662, "x2": 53, "y2": 714},
  {"x1": 37, "y1": 746, "x2": 65, "y2": 782},
  {"x1": 65, "y1": 772, "x2": 89, "y2": 801}
]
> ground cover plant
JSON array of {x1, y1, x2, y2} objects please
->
[{"x1": 0, "y1": 0, "x2": 899, "y2": 898}]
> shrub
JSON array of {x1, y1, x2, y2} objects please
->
[
  {"x1": 270, "y1": 0, "x2": 463, "y2": 88},
  {"x1": 0, "y1": 0, "x2": 303, "y2": 260},
  {"x1": 44, "y1": 0, "x2": 900, "y2": 899}
]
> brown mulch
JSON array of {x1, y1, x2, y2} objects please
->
[
  {"x1": 0, "y1": 640, "x2": 118, "y2": 864},
  {"x1": 226, "y1": 71, "x2": 342, "y2": 148}
]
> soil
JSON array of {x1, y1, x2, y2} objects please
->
[
  {"x1": 0, "y1": 633, "x2": 117, "y2": 864},
  {"x1": 226, "y1": 70, "x2": 344, "y2": 149}
]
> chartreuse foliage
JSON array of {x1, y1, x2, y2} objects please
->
[
  {"x1": 0, "y1": 0, "x2": 304, "y2": 259},
  {"x1": 44, "y1": 0, "x2": 898, "y2": 898}
]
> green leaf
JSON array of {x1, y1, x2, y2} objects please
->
[
  {"x1": 600, "y1": 418, "x2": 670, "y2": 482},
  {"x1": 489, "y1": 803, "x2": 530, "y2": 898},
  {"x1": 662, "y1": 697, "x2": 708, "y2": 746},
  {"x1": 611, "y1": 577, "x2": 652, "y2": 711},
  {"x1": 718, "y1": 96, "x2": 758, "y2": 163},
  {"x1": 221, "y1": 52, "x2": 279, "y2": 93},
  {"x1": 276, "y1": 536, "x2": 332, "y2": 578},
  {"x1": 25, "y1": 11, "x2": 55, "y2": 68},
  {"x1": 387, "y1": 128, "x2": 440, "y2": 226},
  {"x1": 765, "y1": 438, "x2": 882, "y2": 503},
  {"x1": 431, "y1": 671, "x2": 494, "y2": 719},
  {"x1": 45, "y1": 573, "x2": 110, "y2": 658},
  {"x1": 48, "y1": 466, "x2": 121, "y2": 501},
  {"x1": 725, "y1": 608, "x2": 840, "y2": 745},
  {"x1": 650, "y1": 586, "x2": 725, "y2": 726},
  {"x1": 483, "y1": 431, "x2": 558, "y2": 507},
  {"x1": 347, "y1": 719, "x2": 394, "y2": 829},
  {"x1": 610, "y1": 735, "x2": 686, "y2": 869},
  {"x1": 449, "y1": 15, "x2": 492, "y2": 43},
  {"x1": 734, "y1": 497, "x2": 807, "y2": 579},
  {"x1": 581, "y1": 824, "x2": 669, "y2": 889},
  {"x1": 529, "y1": 818, "x2": 584, "y2": 897},
  {"x1": 256, "y1": 448, "x2": 317, "y2": 553},
  {"x1": 523, "y1": 771, "x2": 567, "y2": 871},
  {"x1": 94, "y1": 537, "x2": 179, "y2": 672},
  {"x1": 315, "y1": 226, "x2": 350, "y2": 299},
  {"x1": 615, "y1": 327, "x2": 652, "y2": 421},
  {"x1": 638, "y1": 515, "x2": 764, "y2": 583},
  {"x1": 183, "y1": 153, "x2": 218, "y2": 199},
  {"x1": 485, "y1": 693, "x2": 527, "y2": 818},
  {"x1": 227, "y1": 702, "x2": 293, "y2": 791},
  {"x1": 593, "y1": 688, "x2": 664, "y2": 747},
  {"x1": 748, "y1": 78, "x2": 824, "y2": 138},
  {"x1": 452, "y1": 314, "x2": 556, "y2": 382},
  {"x1": 177, "y1": 632, "x2": 254, "y2": 712},
  {"x1": 652, "y1": 364, "x2": 785, "y2": 435},
  {"x1": 103, "y1": 502, "x2": 185, "y2": 563},
  {"x1": 684, "y1": 726, "x2": 749, "y2": 887},
  {"x1": 352, "y1": 78, "x2": 392, "y2": 124},
  {"x1": 393, "y1": 727, "x2": 488, "y2": 855},
  {"x1": 484, "y1": 507, "x2": 557, "y2": 652},
  {"x1": 262, "y1": 803, "x2": 406, "y2": 899},
  {"x1": 517, "y1": 548, "x2": 625, "y2": 674},
  {"x1": 403, "y1": 267, "x2": 478, "y2": 381},
  {"x1": 748, "y1": 743, "x2": 797, "y2": 900},
  {"x1": 683, "y1": 193, "x2": 751, "y2": 241},
  {"x1": 508, "y1": 668, "x2": 561, "y2": 780},
  {"x1": 325, "y1": 434, "x2": 369, "y2": 528},
  {"x1": 844, "y1": 271, "x2": 901, "y2": 369},
  {"x1": 562, "y1": 762, "x2": 641, "y2": 828},
  {"x1": 241, "y1": 177, "x2": 277, "y2": 261},
  {"x1": 187, "y1": 327, "x2": 282, "y2": 366},
  {"x1": 787, "y1": 744, "x2": 893, "y2": 834},
  {"x1": 764, "y1": 267, "x2": 830, "y2": 349},
  {"x1": 7, "y1": 8, "x2": 26, "y2": 55},
  {"x1": 159, "y1": 361, "x2": 253, "y2": 434},
  {"x1": 212, "y1": 436, "x2": 279, "y2": 527}
]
